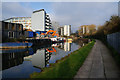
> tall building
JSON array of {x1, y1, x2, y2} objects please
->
[
  {"x1": 3, "y1": 17, "x2": 31, "y2": 30},
  {"x1": 58, "y1": 27, "x2": 64, "y2": 36},
  {"x1": 64, "y1": 25, "x2": 71, "y2": 36},
  {"x1": 31, "y1": 9, "x2": 52, "y2": 32},
  {"x1": 80, "y1": 25, "x2": 87, "y2": 34}
]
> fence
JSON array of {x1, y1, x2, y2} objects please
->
[{"x1": 107, "y1": 32, "x2": 120, "y2": 54}]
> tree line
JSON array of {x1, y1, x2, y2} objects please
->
[{"x1": 86, "y1": 15, "x2": 120, "y2": 40}]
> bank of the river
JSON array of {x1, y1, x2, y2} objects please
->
[{"x1": 30, "y1": 41, "x2": 95, "y2": 78}]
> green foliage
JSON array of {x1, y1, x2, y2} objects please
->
[
  {"x1": 30, "y1": 41, "x2": 95, "y2": 78},
  {"x1": 96, "y1": 15, "x2": 120, "y2": 36},
  {"x1": 86, "y1": 15, "x2": 120, "y2": 40}
]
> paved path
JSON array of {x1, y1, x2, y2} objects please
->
[{"x1": 74, "y1": 40, "x2": 120, "y2": 78}]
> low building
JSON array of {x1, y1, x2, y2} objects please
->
[
  {"x1": 0, "y1": 21, "x2": 23, "y2": 41},
  {"x1": 3, "y1": 17, "x2": 31, "y2": 30}
]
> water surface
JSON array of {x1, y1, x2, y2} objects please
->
[{"x1": 1, "y1": 41, "x2": 86, "y2": 78}]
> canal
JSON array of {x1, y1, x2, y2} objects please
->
[{"x1": 1, "y1": 41, "x2": 87, "y2": 78}]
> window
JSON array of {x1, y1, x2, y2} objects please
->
[
  {"x1": 12, "y1": 24, "x2": 15, "y2": 30},
  {"x1": 5, "y1": 23, "x2": 9, "y2": 30},
  {"x1": 19, "y1": 32, "x2": 21, "y2": 36},
  {"x1": 18, "y1": 26, "x2": 22, "y2": 30},
  {"x1": 8, "y1": 31, "x2": 14, "y2": 38}
]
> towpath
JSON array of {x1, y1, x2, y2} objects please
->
[{"x1": 74, "y1": 40, "x2": 120, "y2": 78}]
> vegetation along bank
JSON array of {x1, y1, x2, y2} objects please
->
[{"x1": 30, "y1": 41, "x2": 95, "y2": 78}]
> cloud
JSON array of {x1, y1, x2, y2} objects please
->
[
  {"x1": 1, "y1": 2, "x2": 118, "y2": 32},
  {"x1": 51, "y1": 2, "x2": 118, "y2": 32},
  {"x1": 2, "y1": 2, "x2": 33, "y2": 20}
]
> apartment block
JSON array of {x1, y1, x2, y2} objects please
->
[
  {"x1": 0, "y1": 21, "x2": 23, "y2": 41},
  {"x1": 3, "y1": 17, "x2": 31, "y2": 30},
  {"x1": 64, "y1": 25, "x2": 71, "y2": 36},
  {"x1": 31, "y1": 9, "x2": 52, "y2": 32}
]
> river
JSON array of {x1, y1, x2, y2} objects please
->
[{"x1": 1, "y1": 41, "x2": 87, "y2": 78}]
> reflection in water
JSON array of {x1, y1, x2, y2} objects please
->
[
  {"x1": 2, "y1": 48, "x2": 30, "y2": 70},
  {"x1": 31, "y1": 49, "x2": 51, "y2": 68},
  {"x1": 64, "y1": 42, "x2": 71, "y2": 51},
  {"x1": 2, "y1": 41, "x2": 86, "y2": 78}
]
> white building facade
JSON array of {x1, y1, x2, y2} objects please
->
[
  {"x1": 64, "y1": 25, "x2": 71, "y2": 36},
  {"x1": 4, "y1": 17, "x2": 31, "y2": 30},
  {"x1": 31, "y1": 9, "x2": 52, "y2": 32}
]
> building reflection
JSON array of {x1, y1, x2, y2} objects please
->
[
  {"x1": 31, "y1": 49, "x2": 52, "y2": 68},
  {"x1": 64, "y1": 42, "x2": 71, "y2": 51},
  {"x1": 1, "y1": 48, "x2": 30, "y2": 70},
  {"x1": 57, "y1": 42, "x2": 71, "y2": 51},
  {"x1": 2, "y1": 42, "x2": 72, "y2": 70},
  {"x1": 25, "y1": 43, "x2": 67, "y2": 69}
]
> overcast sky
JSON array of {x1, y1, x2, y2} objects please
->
[{"x1": 2, "y1": 2, "x2": 118, "y2": 32}]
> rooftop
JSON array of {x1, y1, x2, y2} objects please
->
[{"x1": 33, "y1": 9, "x2": 45, "y2": 13}]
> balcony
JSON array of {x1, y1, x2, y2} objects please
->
[
  {"x1": 45, "y1": 23, "x2": 49, "y2": 26},
  {"x1": 45, "y1": 20, "x2": 50, "y2": 23},
  {"x1": 45, "y1": 26, "x2": 50, "y2": 28}
]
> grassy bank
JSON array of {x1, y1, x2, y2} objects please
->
[{"x1": 30, "y1": 41, "x2": 95, "y2": 78}]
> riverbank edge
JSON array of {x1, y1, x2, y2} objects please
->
[{"x1": 30, "y1": 41, "x2": 95, "y2": 78}]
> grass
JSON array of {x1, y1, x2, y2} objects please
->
[{"x1": 30, "y1": 41, "x2": 95, "y2": 78}]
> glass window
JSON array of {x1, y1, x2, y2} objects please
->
[
  {"x1": 5, "y1": 23, "x2": 9, "y2": 30},
  {"x1": 18, "y1": 26, "x2": 22, "y2": 30},
  {"x1": 12, "y1": 24, "x2": 15, "y2": 30},
  {"x1": 8, "y1": 31, "x2": 14, "y2": 38}
]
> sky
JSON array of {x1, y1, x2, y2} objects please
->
[{"x1": 1, "y1": 2, "x2": 119, "y2": 32}]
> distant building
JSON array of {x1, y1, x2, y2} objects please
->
[
  {"x1": 58, "y1": 27, "x2": 64, "y2": 36},
  {"x1": 31, "y1": 9, "x2": 52, "y2": 32},
  {"x1": 64, "y1": 25, "x2": 71, "y2": 36},
  {"x1": 0, "y1": 21, "x2": 23, "y2": 41},
  {"x1": 80, "y1": 25, "x2": 88, "y2": 34},
  {"x1": 51, "y1": 21, "x2": 60, "y2": 32},
  {"x1": 79, "y1": 24, "x2": 96, "y2": 35},
  {"x1": 3, "y1": 17, "x2": 31, "y2": 30}
]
